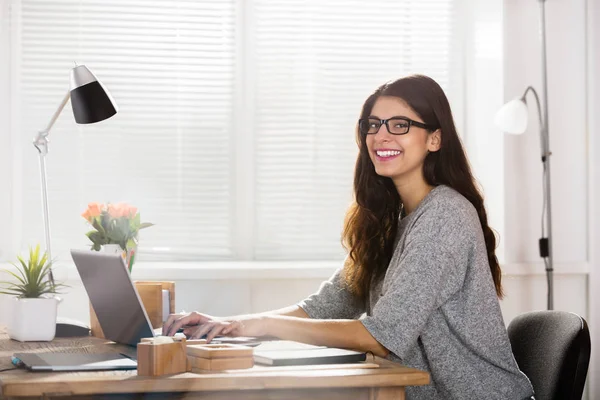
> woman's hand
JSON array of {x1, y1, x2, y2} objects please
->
[
  {"x1": 162, "y1": 311, "x2": 268, "y2": 343},
  {"x1": 162, "y1": 311, "x2": 217, "y2": 336},
  {"x1": 184, "y1": 317, "x2": 268, "y2": 342}
]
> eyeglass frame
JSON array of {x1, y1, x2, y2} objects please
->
[{"x1": 358, "y1": 116, "x2": 437, "y2": 135}]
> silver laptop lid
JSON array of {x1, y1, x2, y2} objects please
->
[{"x1": 70, "y1": 249, "x2": 155, "y2": 346}]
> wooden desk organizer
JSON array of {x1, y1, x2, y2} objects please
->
[
  {"x1": 187, "y1": 343, "x2": 254, "y2": 371},
  {"x1": 90, "y1": 281, "x2": 175, "y2": 339},
  {"x1": 137, "y1": 337, "x2": 190, "y2": 376},
  {"x1": 136, "y1": 339, "x2": 254, "y2": 376}
]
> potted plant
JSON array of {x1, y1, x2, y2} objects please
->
[
  {"x1": 0, "y1": 245, "x2": 67, "y2": 341},
  {"x1": 82, "y1": 202, "x2": 154, "y2": 272}
]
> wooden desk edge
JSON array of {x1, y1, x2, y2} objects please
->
[{"x1": 0, "y1": 364, "x2": 430, "y2": 397}]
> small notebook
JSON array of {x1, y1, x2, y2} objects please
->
[{"x1": 253, "y1": 347, "x2": 367, "y2": 366}]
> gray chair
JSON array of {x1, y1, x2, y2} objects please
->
[{"x1": 507, "y1": 311, "x2": 590, "y2": 400}]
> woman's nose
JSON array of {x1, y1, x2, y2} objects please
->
[{"x1": 374, "y1": 123, "x2": 393, "y2": 139}]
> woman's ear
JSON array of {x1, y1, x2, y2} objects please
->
[{"x1": 427, "y1": 129, "x2": 442, "y2": 152}]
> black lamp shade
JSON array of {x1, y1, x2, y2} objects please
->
[{"x1": 69, "y1": 65, "x2": 118, "y2": 124}]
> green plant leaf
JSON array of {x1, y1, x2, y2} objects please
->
[
  {"x1": 138, "y1": 222, "x2": 155, "y2": 230},
  {"x1": 133, "y1": 212, "x2": 141, "y2": 227},
  {"x1": 0, "y1": 244, "x2": 65, "y2": 298},
  {"x1": 0, "y1": 290, "x2": 26, "y2": 296},
  {"x1": 87, "y1": 230, "x2": 107, "y2": 245},
  {"x1": 126, "y1": 238, "x2": 137, "y2": 250},
  {"x1": 91, "y1": 219, "x2": 106, "y2": 235},
  {"x1": 16, "y1": 256, "x2": 29, "y2": 281},
  {"x1": 4, "y1": 268, "x2": 27, "y2": 286}
]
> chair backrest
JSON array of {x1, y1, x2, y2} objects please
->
[{"x1": 507, "y1": 311, "x2": 591, "y2": 400}]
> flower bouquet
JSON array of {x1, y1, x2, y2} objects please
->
[{"x1": 82, "y1": 202, "x2": 154, "y2": 272}]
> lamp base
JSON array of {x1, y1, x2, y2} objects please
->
[{"x1": 55, "y1": 317, "x2": 91, "y2": 337}]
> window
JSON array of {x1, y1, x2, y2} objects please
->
[{"x1": 3, "y1": 0, "x2": 502, "y2": 263}]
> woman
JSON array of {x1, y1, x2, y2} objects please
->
[{"x1": 163, "y1": 75, "x2": 535, "y2": 399}]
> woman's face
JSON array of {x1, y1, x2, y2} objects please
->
[{"x1": 364, "y1": 96, "x2": 440, "y2": 183}]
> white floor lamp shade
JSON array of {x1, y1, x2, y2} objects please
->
[{"x1": 494, "y1": 97, "x2": 529, "y2": 135}]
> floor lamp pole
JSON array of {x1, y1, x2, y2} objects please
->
[{"x1": 539, "y1": 0, "x2": 554, "y2": 310}]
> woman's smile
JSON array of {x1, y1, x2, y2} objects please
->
[{"x1": 374, "y1": 148, "x2": 403, "y2": 162}]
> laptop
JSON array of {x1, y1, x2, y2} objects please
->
[
  {"x1": 69, "y1": 250, "x2": 258, "y2": 347},
  {"x1": 70, "y1": 249, "x2": 158, "y2": 347}
]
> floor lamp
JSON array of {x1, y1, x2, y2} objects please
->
[
  {"x1": 494, "y1": 0, "x2": 553, "y2": 310},
  {"x1": 32, "y1": 64, "x2": 118, "y2": 334}
]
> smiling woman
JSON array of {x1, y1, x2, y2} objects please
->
[{"x1": 162, "y1": 75, "x2": 535, "y2": 400}]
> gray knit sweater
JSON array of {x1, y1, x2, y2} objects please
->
[{"x1": 299, "y1": 185, "x2": 534, "y2": 399}]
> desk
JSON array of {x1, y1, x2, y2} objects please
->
[{"x1": 0, "y1": 329, "x2": 429, "y2": 400}]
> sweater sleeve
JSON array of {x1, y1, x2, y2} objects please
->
[
  {"x1": 298, "y1": 266, "x2": 366, "y2": 320},
  {"x1": 361, "y1": 205, "x2": 473, "y2": 359}
]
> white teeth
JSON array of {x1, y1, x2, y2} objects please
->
[{"x1": 376, "y1": 150, "x2": 401, "y2": 157}]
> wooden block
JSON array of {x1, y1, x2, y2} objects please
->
[
  {"x1": 134, "y1": 281, "x2": 176, "y2": 315},
  {"x1": 188, "y1": 355, "x2": 254, "y2": 371},
  {"x1": 137, "y1": 338, "x2": 189, "y2": 376},
  {"x1": 134, "y1": 282, "x2": 163, "y2": 329},
  {"x1": 89, "y1": 303, "x2": 106, "y2": 339},
  {"x1": 187, "y1": 343, "x2": 253, "y2": 359}
]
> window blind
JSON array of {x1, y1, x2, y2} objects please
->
[
  {"x1": 9, "y1": 0, "x2": 459, "y2": 262},
  {"x1": 15, "y1": 0, "x2": 236, "y2": 260},
  {"x1": 251, "y1": 0, "x2": 457, "y2": 260}
]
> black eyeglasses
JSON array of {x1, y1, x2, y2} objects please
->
[{"x1": 358, "y1": 116, "x2": 436, "y2": 135}]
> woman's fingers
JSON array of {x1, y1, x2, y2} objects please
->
[
  {"x1": 166, "y1": 315, "x2": 191, "y2": 336},
  {"x1": 186, "y1": 321, "x2": 239, "y2": 342},
  {"x1": 165, "y1": 312, "x2": 207, "y2": 336},
  {"x1": 189, "y1": 322, "x2": 216, "y2": 340},
  {"x1": 162, "y1": 314, "x2": 180, "y2": 335},
  {"x1": 205, "y1": 324, "x2": 228, "y2": 343}
]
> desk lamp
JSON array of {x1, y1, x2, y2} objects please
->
[{"x1": 33, "y1": 64, "x2": 118, "y2": 336}]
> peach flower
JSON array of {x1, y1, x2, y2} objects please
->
[
  {"x1": 107, "y1": 203, "x2": 125, "y2": 218},
  {"x1": 126, "y1": 205, "x2": 138, "y2": 218},
  {"x1": 81, "y1": 202, "x2": 104, "y2": 222},
  {"x1": 108, "y1": 203, "x2": 138, "y2": 218}
]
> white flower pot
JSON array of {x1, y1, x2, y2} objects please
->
[{"x1": 7, "y1": 297, "x2": 61, "y2": 342}]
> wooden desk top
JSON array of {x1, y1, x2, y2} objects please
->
[{"x1": 0, "y1": 329, "x2": 429, "y2": 398}]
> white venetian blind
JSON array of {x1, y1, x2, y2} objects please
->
[
  {"x1": 15, "y1": 0, "x2": 236, "y2": 261},
  {"x1": 10, "y1": 0, "x2": 460, "y2": 263},
  {"x1": 252, "y1": 0, "x2": 457, "y2": 260}
]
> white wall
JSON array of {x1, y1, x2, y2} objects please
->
[
  {"x1": 587, "y1": 0, "x2": 600, "y2": 396},
  {"x1": 502, "y1": 0, "x2": 589, "y2": 296},
  {"x1": 503, "y1": 0, "x2": 592, "y2": 397}
]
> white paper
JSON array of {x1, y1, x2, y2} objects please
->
[{"x1": 162, "y1": 289, "x2": 170, "y2": 322}]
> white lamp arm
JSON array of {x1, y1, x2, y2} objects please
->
[
  {"x1": 31, "y1": 89, "x2": 70, "y2": 287},
  {"x1": 33, "y1": 90, "x2": 70, "y2": 156}
]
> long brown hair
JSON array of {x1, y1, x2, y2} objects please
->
[{"x1": 342, "y1": 75, "x2": 502, "y2": 300}]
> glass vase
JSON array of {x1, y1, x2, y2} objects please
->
[{"x1": 102, "y1": 244, "x2": 137, "y2": 272}]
